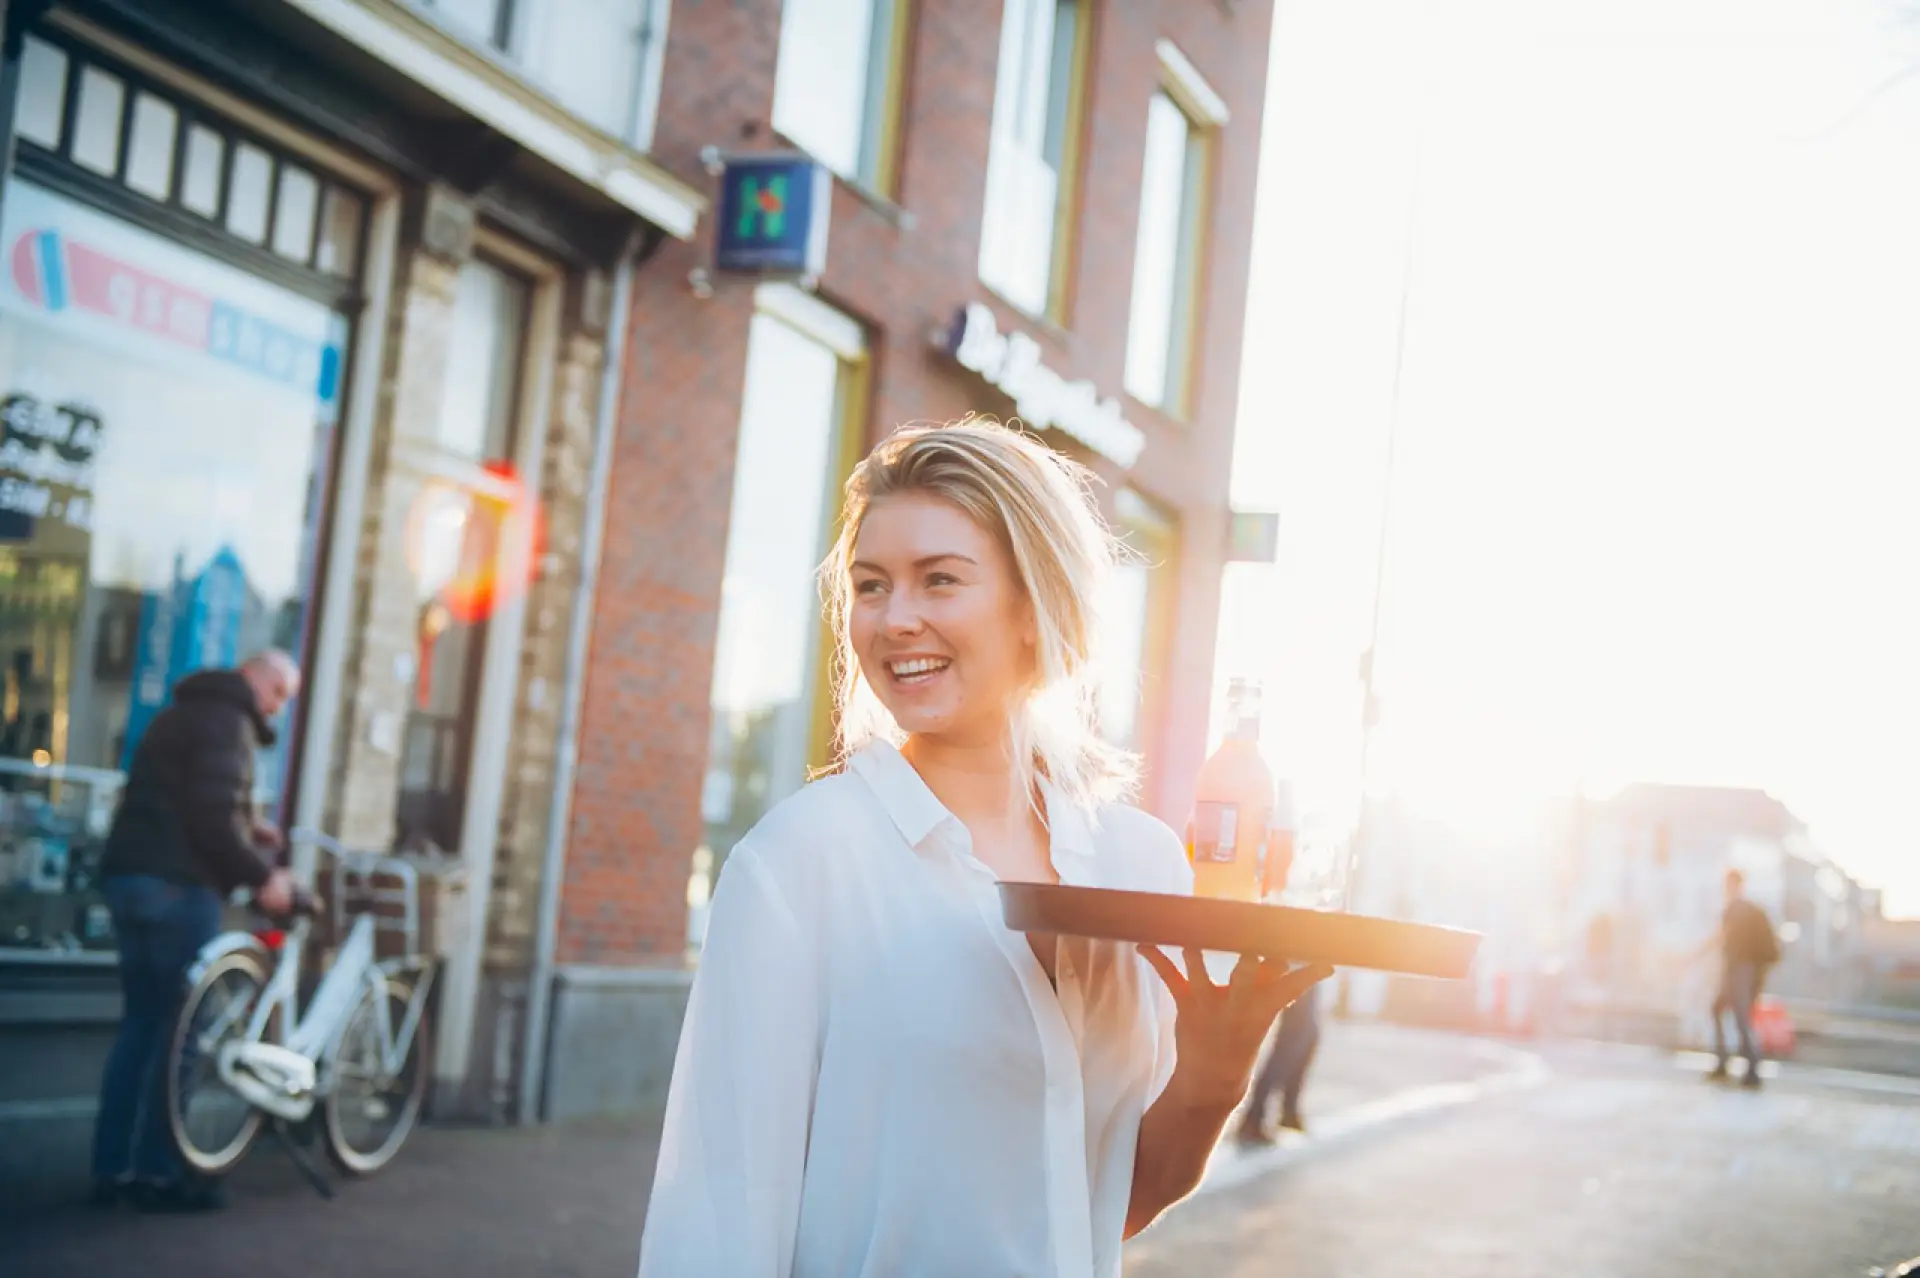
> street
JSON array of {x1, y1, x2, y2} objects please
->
[
  {"x1": 1128, "y1": 1045, "x2": 1920, "y2": 1278},
  {"x1": 7, "y1": 1025, "x2": 1918, "y2": 1277}
]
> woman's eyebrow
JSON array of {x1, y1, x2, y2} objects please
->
[{"x1": 849, "y1": 554, "x2": 979, "y2": 573}]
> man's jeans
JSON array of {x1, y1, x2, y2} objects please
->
[
  {"x1": 1711, "y1": 960, "x2": 1762, "y2": 1076},
  {"x1": 91, "y1": 874, "x2": 222, "y2": 1185},
  {"x1": 1247, "y1": 984, "x2": 1323, "y2": 1126}
]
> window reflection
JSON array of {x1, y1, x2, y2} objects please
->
[
  {"x1": 1099, "y1": 496, "x2": 1178, "y2": 753},
  {"x1": 772, "y1": 0, "x2": 901, "y2": 186},
  {"x1": 0, "y1": 181, "x2": 340, "y2": 952},
  {"x1": 1124, "y1": 91, "x2": 1206, "y2": 411},
  {"x1": 692, "y1": 309, "x2": 856, "y2": 944},
  {"x1": 393, "y1": 258, "x2": 530, "y2": 855}
]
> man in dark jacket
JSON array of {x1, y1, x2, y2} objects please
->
[
  {"x1": 90, "y1": 651, "x2": 300, "y2": 1211},
  {"x1": 1703, "y1": 868, "x2": 1780, "y2": 1088}
]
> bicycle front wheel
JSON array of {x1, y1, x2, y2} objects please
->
[
  {"x1": 322, "y1": 977, "x2": 430, "y2": 1176},
  {"x1": 168, "y1": 949, "x2": 270, "y2": 1175}
]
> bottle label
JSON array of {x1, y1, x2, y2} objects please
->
[{"x1": 1193, "y1": 801, "x2": 1239, "y2": 864}]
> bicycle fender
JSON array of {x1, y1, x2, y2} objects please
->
[{"x1": 185, "y1": 931, "x2": 274, "y2": 988}]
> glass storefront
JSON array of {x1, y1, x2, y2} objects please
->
[
  {"x1": 394, "y1": 257, "x2": 532, "y2": 855},
  {"x1": 0, "y1": 179, "x2": 346, "y2": 953}
]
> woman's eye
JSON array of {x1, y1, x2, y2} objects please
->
[
  {"x1": 926, "y1": 572, "x2": 958, "y2": 588},
  {"x1": 854, "y1": 578, "x2": 886, "y2": 596}
]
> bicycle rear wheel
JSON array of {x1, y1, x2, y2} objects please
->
[
  {"x1": 168, "y1": 950, "x2": 269, "y2": 1175},
  {"x1": 322, "y1": 977, "x2": 430, "y2": 1176}
]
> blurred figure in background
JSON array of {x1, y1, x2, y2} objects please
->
[
  {"x1": 1237, "y1": 797, "x2": 1321, "y2": 1140},
  {"x1": 1696, "y1": 868, "x2": 1780, "y2": 1088},
  {"x1": 1239, "y1": 982, "x2": 1322, "y2": 1140},
  {"x1": 89, "y1": 651, "x2": 300, "y2": 1212}
]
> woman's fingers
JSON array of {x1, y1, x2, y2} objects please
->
[
  {"x1": 1260, "y1": 963, "x2": 1336, "y2": 1017},
  {"x1": 1137, "y1": 944, "x2": 1188, "y2": 1000},
  {"x1": 1184, "y1": 948, "x2": 1213, "y2": 993}
]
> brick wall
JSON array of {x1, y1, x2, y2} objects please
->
[{"x1": 563, "y1": 0, "x2": 1277, "y2": 963}]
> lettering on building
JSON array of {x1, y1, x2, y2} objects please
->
[{"x1": 941, "y1": 302, "x2": 1147, "y2": 469}]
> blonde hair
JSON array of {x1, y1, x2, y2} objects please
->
[{"x1": 819, "y1": 417, "x2": 1140, "y2": 814}]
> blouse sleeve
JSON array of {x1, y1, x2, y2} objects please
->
[
  {"x1": 636, "y1": 845, "x2": 820, "y2": 1278},
  {"x1": 1145, "y1": 824, "x2": 1195, "y2": 1106}
]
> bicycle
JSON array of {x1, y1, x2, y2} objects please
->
[{"x1": 164, "y1": 829, "x2": 438, "y2": 1195}]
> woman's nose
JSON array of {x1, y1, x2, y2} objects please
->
[{"x1": 881, "y1": 591, "x2": 925, "y2": 636}]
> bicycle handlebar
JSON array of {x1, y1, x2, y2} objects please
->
[{"x1": 251, "y1": 887, "x2": 323, "y2": 926}]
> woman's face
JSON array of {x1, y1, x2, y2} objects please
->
[{"x1": 848, "y1": 490, "x2": 1036, "y2": 747}]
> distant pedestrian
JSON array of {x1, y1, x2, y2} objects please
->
[
  {"x1": 90, "y1": 652, "x2": 300, "y2": 1212},
  {"x1": 1697, "y1": 868, "x2": 1780, "y2": 1088},
  {"x1": 1238, "y1": 981, "x2": 1321, "y2": 1140}
]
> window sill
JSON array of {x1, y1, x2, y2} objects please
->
[{"x1": 766, "y1": 131, "x2": 916, "y2": 230}]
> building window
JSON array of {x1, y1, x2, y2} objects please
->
[
  {"x1": 417, "y1": 0, "x2": 670, "y2": 147},
  {"x1": 12, "y1": 36, "x2": 368, "y2": 289},
  {"x1": 0, "y1": 181, "x2": 348, "y2": 954},
  {"x1": 771, "y1": 0, "x2": 910, "y2": 191},
  {"x1": 978, "y1": 0, "x2": 1087, "y2": 318},
  {"x1": 1123, "y1": 41, "x2": 1229, "y2": 416},
  {"x1": 394, "y1": 258, "x2": 532, "y2": 855},
  {"x1": 691, "y1": 285, "x2": 866, "y2": 946},
  {"x1": 1098, "y1": 491, "x2": 1178, "y2": 753}
]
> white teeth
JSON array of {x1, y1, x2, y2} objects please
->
[{"x1": 889, "y1": 658, "x2": 950, "y2": 677}]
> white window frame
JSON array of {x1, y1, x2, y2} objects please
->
[
  {"x1": 409, "y1": 0, "x2": 674, "y2": 152},
  {"x1": 1122, "y1": 40, "x2": 1228, "y2": 416},
  {"x1": 770, "y1": 0, "x2": 911, "y2": 193},
  {"x1": 978, "y1": 0, "x2": 1086, "y2": 318}
]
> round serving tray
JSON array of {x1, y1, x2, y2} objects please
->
[{"x1": 999, "y1": 882, "x2": 1480, "y2": 979}]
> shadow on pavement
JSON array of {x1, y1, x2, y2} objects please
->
[{"x1": 4, "y1": 1119, "x2": 660, "y2": 1278}]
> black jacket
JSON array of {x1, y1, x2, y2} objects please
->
[{"x1": 100, "y1": 670, "x2": 275, "y2": 895}]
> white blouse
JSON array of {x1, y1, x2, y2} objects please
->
[{"x1": 636, "y1": 739, "x2": 1193, "y2": 1278}]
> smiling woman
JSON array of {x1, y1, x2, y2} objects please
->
[{"x1": 636, "y1": 419, "x2": 1328, "y2": 1276}]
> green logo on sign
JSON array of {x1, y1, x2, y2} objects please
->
[{"x1": 735, "y1": 175, "x2": 789, "y2": 240}]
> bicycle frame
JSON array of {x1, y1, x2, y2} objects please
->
[{"x1": 193, "y1": 838, "x2": 437, "y2": 1122}]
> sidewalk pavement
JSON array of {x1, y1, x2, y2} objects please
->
[{"x1": 3, "y1": 1021, "x2": 1531, "y2": 1278}]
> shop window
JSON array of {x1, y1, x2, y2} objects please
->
[
  {"x1": 271, "y1": 167, "x2": 322, "y2": 264},
  {"x1": 180, "y1": 126, "x2": 224, "y2": 219},
  {"x1": 14, "y1": 37, "x2": 67, "y2": 151},
  {"x1": 0, "y1": 181, "x2": 349, "y2": 954},
  {"x1": 418, "y1": 0, "x2": 672, "y2": 148},
  {"x1": 124, "y1": 95, "x2": 179, "y2": 202},
  {"x1": 690, "y1": 286, "x2": 866, "y2": 947},
  {"x1": 1123, "y1": 42, "x2": 1228, "y2": 416},
  {"x1": 393, "y1": 258, "x2": 533, "y2": 855},
  {"x1": 1098, "y1": 491, "x2": 1178, "y2": 752},
  {"x1": 771, "y1": 0, "x2": 911, "y2": 192},
  {"x1": 70, "y1": 66, "x2": 125, "y2": 177},
  {"x1": 227, "y1": 144, "x2": 274, "y2": 245},
  {"x1": 979, "y1": 0, "x2": 1087, "y2": 319},
  {"x1": 12, "y1": 36, "x2": 370, "y2": 286}
]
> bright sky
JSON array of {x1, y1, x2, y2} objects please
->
[{"x1": 1220, "y1": 0, "x2": 1920, "y2": 916}]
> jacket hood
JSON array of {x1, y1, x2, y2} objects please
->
[{"x1": 174, "y1": 669, "x2": 277, "y2": 746}]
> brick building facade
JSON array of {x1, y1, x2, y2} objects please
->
[
  {"x1": 0, "y1": 0, "x2": 702, "y2": 1147},
  {"x1": 537, "y1": 0, "x2": 1279, "y2": 1120},
  {"x1": 0, "y1": 0, "x2": 1278, "y2": 1155}
]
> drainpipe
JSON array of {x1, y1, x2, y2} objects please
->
[{"x1": 517, "y1": 228, "x2": 648, "y2": 1123}]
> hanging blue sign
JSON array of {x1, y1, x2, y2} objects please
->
[{"x1": 712, "y1": 153, "x2": 832, "y2": 278}]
